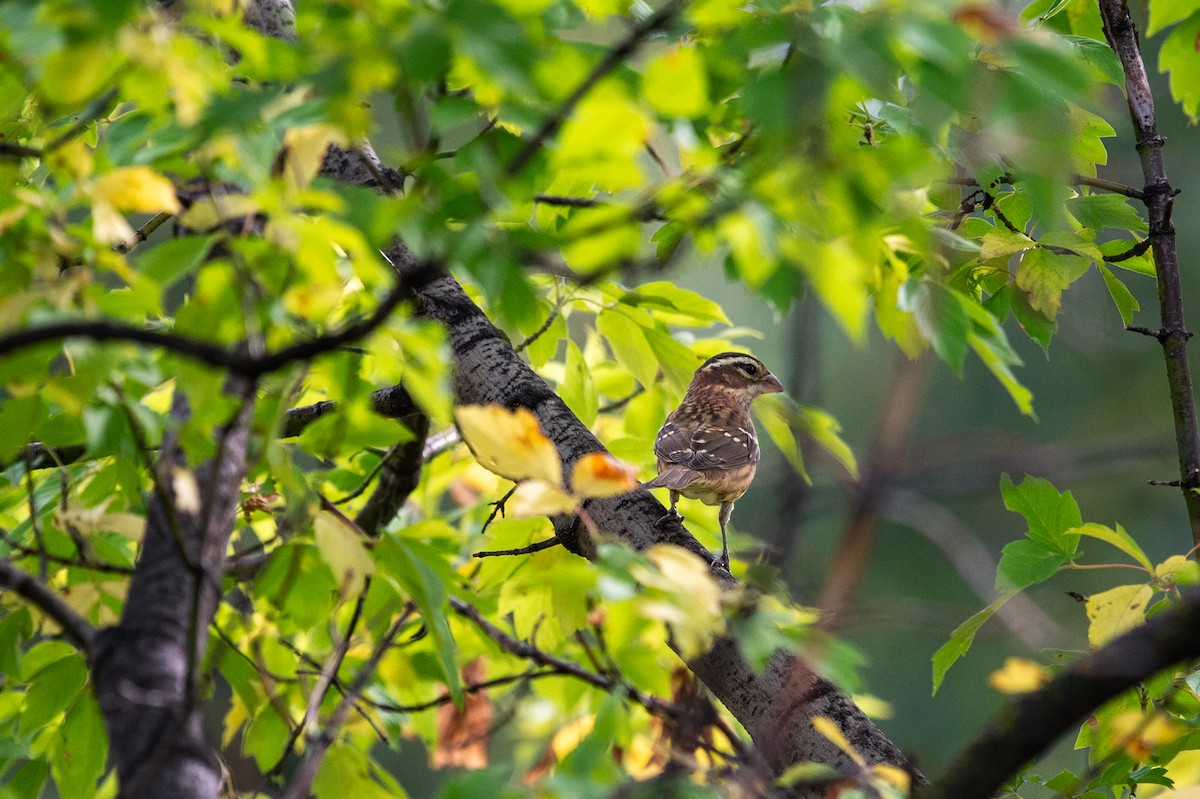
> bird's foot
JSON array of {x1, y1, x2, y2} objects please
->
[
  {"x1": 655, "y1": 509, "x2": 684, "y2": 528},
  {"x1": 711, "y1": 550, "x2": 730, "y2": 572}
]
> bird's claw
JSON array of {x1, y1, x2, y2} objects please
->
[
  {"x1": 655, "y1": 509, "x2": 683, "y2": 528},
  {"x1": 711, "y1": 551, "x2": 730, "y2": 572}
]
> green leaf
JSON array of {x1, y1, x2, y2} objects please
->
[
  {"x1": 752, "y1": 395, "x2": 809, "y2": 483},
  {"x1": 626, "y1": 281, "x2": 731, "y2": 326},
  {"x1": 899, "y1": 280, "x2": 970, "y2": 374},
  {"x1": 999, "y1": 474, "x2": 1082, "y2": 553},
  {"x1": 376, "y1": 533, "x2": 462, "y2": 705},
  {"x1": 134, "y1": 234, "x2": 216, "y2": 288},
  {"x1": 1012, "y1": 290, "x2": 1056, "y2": 354},
  {"x1": 797, "y1": 405, "x2": 858, "y2": 481},
  {"x1": 996, "y1": 538, "x2": 1071, "y2": 591},
  {"x1": 1063, "y1": 37, "x2": 1122, "y2": 84},
  {"x1": 1149, "y1": 0, "x2": 1200, "y2": 35},
  {"x1": 969, "y1": 330, "x2": 1034, "y2": 417},
  {"x1": 1016, "y1": 248, "x2": 1088, "y2": 318},
  {"x1": 559, "y1": 339, "x2": 598, "y2": 426},
  {"x1": 932, "y1": 593, "x2": 1017, "y2": 694},
  {"x1": 1067, "y1": 193, "x2": 1149, "y2": 234},
  {"x1": 1159, "y1": 12, "x2": 1200, "y2": 122},
  {"x1": 1097, "y1": 263, "x2": 1140, "y2": 326},
  {"x1": 643, "y1": 44, "x2": 709, "y2": 117},
  {"x1": 597, "y1": 309, "x2": 658, "y2": 390},
  {"x1": 1071, "y1": 522, "x2": 1153, "y2": 571},
  {"x1": 53, "y1": 692, "x2": 107, "y2": 799},
  {"x1": 21, "y1": 655, "x2": 87, "y2": 734}
]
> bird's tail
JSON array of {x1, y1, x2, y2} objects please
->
[{"x1": 642, "y1": 465, "x2": 701, "y2": 491}]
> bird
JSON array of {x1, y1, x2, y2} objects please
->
[{"x1": 643, "y1": 352, "x2": 784, "y2": 569}]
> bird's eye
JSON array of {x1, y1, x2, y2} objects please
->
[{"x1": 737, "y1": 361, "x2": 758, "y2": 376}]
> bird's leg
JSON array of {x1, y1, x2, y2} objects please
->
[
  {"x1": 656, "y1": 490, "x2": 683, "y2": 527},
  {"x1": 715, "y1": 501, "x2": 733, "y2": 570}
]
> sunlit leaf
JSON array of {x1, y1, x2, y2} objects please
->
[
  {"x1": 1086, "y1": 584, "x2": 1153, "y2": 647},
  {"x1": 455, "y1": 405, "x2": 563, "y2": 486},
  {"x1": 570, "y1": 452, "x2": 638, "y2": 499},
  {"x1": 314, "y1": 510, "x2": 375, "y2": 597},
  {"x1": 988, "y1": 657, "x2": 1049, "y2": 693}
]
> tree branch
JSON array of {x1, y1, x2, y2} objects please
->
[
  {"x1": 0, "y1": 559, "x2": 97, "y2": 651},
  {"x1": 0, "y1": 272, "x2": 428, "y2": 379},
  {"x1": 922, "y1": 590, "x2": 1200, "y2": 799},
  {"x1": 1098, "y1": 0, "x2": 1200, "y2": 546}
]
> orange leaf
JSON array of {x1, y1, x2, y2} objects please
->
[
  {"x1": 431, "y1": 659, "x2": 492, "y2": 770},
  {"x1": 570, "y1": 452, "x2": 639, "y2": 499}
]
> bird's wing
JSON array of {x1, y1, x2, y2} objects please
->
[{"x1": 653, "y1": 421, "x2": 759, "y2": 470}]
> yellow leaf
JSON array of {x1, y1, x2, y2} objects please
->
[
  {"x1": 173, "y1": 468, "x2": 202, "y2": 514},
  {"x1": 92, "y1": 167, "x2": 182, "y2": 214},
  {"x1": 91, "y1": 201, "x2": 135, "y2": 245},
  {"x1": 872, "y1": 764, "x2": 912, "y2": 793},
  {"x1": 850, "y1": 693, "x2": 894, "y2": 720},
  {"x1": 550, "y1": 715, "x2": 595, "y2": 760},
  {"x1": 633, "y1": 545, "x2": 724, "y2": 658},
  {"x1": 1109, "y1": 710, "x2": 1183, "y2": 761},
  {"x1": 811, "y1": 716, "x2": 865, "y2": 767},
  {"x1": 281, "y1": 124, "x2": 348, "y2": 190},
  {"x1": 507, "y1": 481, "x2": 578, "y2": 517},
  {"x1": 1156, "y1": 555, "x2": 1200, "y2": 586},
  {"x1": 988, "y1": 657, "x2": 1049, "y2": 694},
  {"x1": 177, "y1": 194, "x2": 261, "y2": 231},
  {"x1": 455, "y1": 405, "x2": 562, "y2": 485},
  {"x1": 1086, "y1": 584, "x2": 1153, "y2": 647},
  {"x1": 314, "y1": 510, "x2": 375, "y2": 596},
  {"x1": 570, "y1": 452, "x2": 638, "y2": 499},
  {"x1": 141, "y1": 378, "x2": 176, "y2": 414}
]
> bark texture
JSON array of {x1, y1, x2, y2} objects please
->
[{"x1": 91, "y1": 389, "x2": 255, "y2": 798}]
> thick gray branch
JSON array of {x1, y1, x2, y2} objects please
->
[{"x1": 92, "y1": 387, "x2": 256, "y2": 799}]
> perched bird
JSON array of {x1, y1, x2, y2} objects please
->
[{"x1": 644, "y1": 352, "x2": 784, "y2": 568}]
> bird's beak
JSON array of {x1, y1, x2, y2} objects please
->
[{"x1": 762, "y1": 372, "x2": 784, "y2": 394}]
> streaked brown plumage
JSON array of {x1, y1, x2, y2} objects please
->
[{"x1": 644, "y1": 352, "x2": 783, "y2": 568}]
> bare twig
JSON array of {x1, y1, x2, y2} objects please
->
[{"x1": 473, "y1": 536, "x2": 561, "y2": 558}]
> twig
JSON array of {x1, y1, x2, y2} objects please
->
[
  {"x1": 449, "y1": 597, "x2": 678, "y2": 720},
  {"x1": 513, "y1": 292, "x2": 566, "y2": 355},
  {"x1": 22, "y1": 451, "x2": 49, "y2": 581},
  {"x1": 280, "y1": 604, "x2": 414, "y2": 799},
  {"x1": 480, "y1": 486, "x2": 518, "y2": 537},
  {"x1": 473, "y1": 536, "x2": 561, "y2": 558},
  {"x1": 115, "y1": 212, "x2": 174, "y2": 254},
  {"x1": 533, "y1": 194, "x2": 607, "y2": 208},
  {"x1": 0, "y1": 560, "x2": 96, "y2": 651},
  {"x1": 505, "y1": 0, "x2": 683, "y2": 176},
  {"x1": 364, "y1": 668, "x2": 549, "y2": 713},
  {"x1": 1100, "y1": 0, "x2": 1200, "y2": 544},
  {"x1": 268, "y1": 580, "x2": 371, "y2": 780}
]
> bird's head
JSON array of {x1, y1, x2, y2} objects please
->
[{"x1": 691, "y1": 352, "x2": 784, "y2": 400}]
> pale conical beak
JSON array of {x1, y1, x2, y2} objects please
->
[{"x1": 763, "y1": 372, "x2": 784, "y2": 394}]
